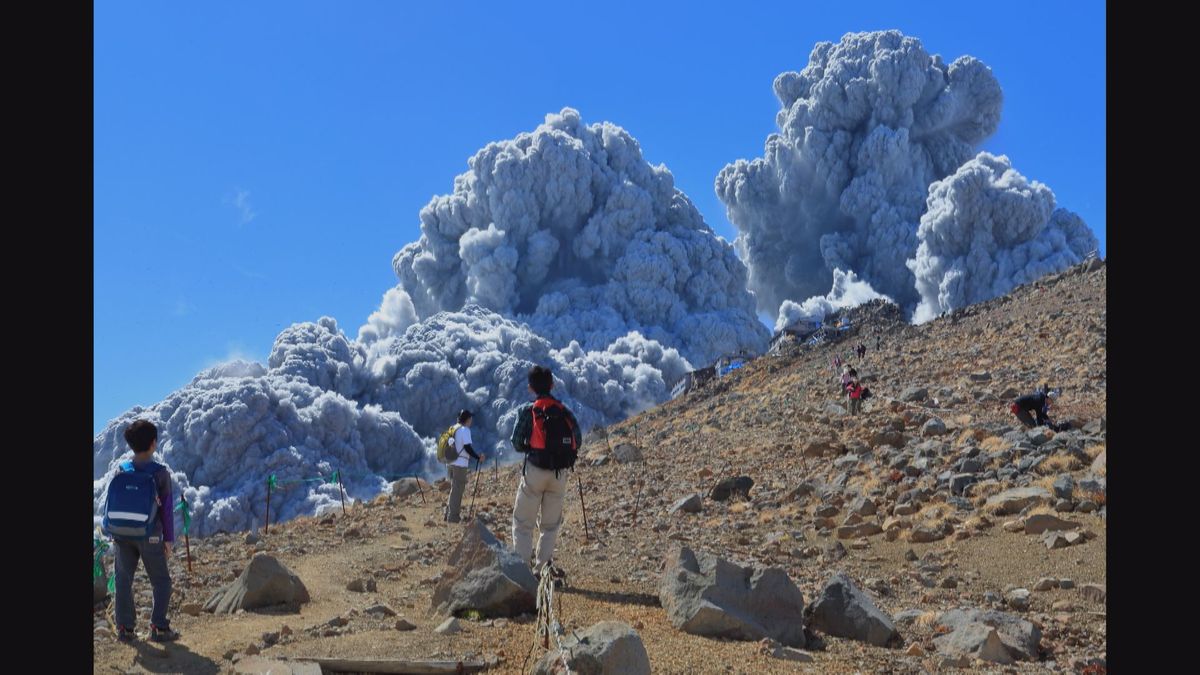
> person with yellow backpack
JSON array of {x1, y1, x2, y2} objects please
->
[{"x1": 437, "y1": 410, "x2": 485, "y2": 523}]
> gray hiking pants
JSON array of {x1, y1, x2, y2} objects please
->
[
  {"x1": 113, "y1": 538, "x2": 172, "y2": 629},
  {"x1": 445, "y1": 464, "x2": 470, "y2": 522},
  {"x1": 512, "y1": 464, "x2": 569, "y2": 567}
]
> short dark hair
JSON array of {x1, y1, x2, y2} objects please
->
[
  {"x1": 528, "y1": 365, "x2": 554, "y2": 396},
  {"x1": 124, "y1": 420, "x2": 158, "y2": 454},
  {"x1": 458, "y1": 409, "x2": 473, "y2": 424}
]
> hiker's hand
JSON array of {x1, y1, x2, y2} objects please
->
[
  {"x1": 164, "y1": 542, "x2": 173, "y2": 557},
  {"x1": 478, "y1": 454, "x2": 487, "y2": 464}
]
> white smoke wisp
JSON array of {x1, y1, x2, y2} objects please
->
[
  {"x1": 774, "y1": 268, "x2": 893, "y2": 331},
  {"x1": 906, "y1": 152, "x2": 1099, "y2": 323},
  {"x1": 716, "y1": 30, "x2": 1003, "y2": 316},
  {"x1": 391, "y1": 107, "x2": 769, "y2": 368},
  {"x1": 92, "y1": 358, "x2": 433, "y2": 536}
]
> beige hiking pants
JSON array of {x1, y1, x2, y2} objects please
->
[{"x1": 511, "y1": 464, "x2": 569, "y2": 566}]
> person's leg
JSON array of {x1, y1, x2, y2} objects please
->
[
  {"x1": 445, "y1": 465, "x2": 468, "y2": 522},
  {"x1": 534, "y1": 467, "x2": 570, "y2": 567},
  {"x1": 1015, "y1": 409, "x2": 1035, "y2": 428},
  {"x1": 511, "y1": 467, "x2": 546, "y2": 564},
  {"x1": 113, "y1": 540, "x2": 141, "y2": 629},
  {"x1": 139, "y1": 539, "x2": 173, "y2": 629}
]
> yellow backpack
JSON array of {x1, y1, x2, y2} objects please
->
[{"x1": 436, "y1": 424, "x2": 461, "y2": 464}]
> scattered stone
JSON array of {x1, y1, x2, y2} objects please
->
[
  {"x1": 1058, "y1": 579, "x2": 1075, "y2": 590},
  {"x1": 659, "y1": 546, "x2": 806, "y2": 647},
  {"x1": 181, "y1": 603, "x2": 203, "y2": 616},
  {"x1": 395, "y1": 618, "x2": 417, "y2": 631},
  {"x1": 935, "y1": 608, "x2": 1042, "y2": 661},
  {"x1": 1091, "y1": 451, "x2": 1106, "y2": 474},
  {"x1": 346, "y1": 578, "x2": 377, "y2": 593},
  {"x1": 710, "y1": 476, "x2": 754, "y2": 502},
  {"x1": 1052, "y1": 475, "x2": 1075, "y2": 500},
  {"x1": 1024, "y1": 514, "x2": 1081, "y2": 535},
  {"x1": 232, "y1": 657, "x2": 322, "y2": 675},
  {"x1": 910, "y1": 523, "x2": 950, "y2": 543},
  {"x1": 1078, "y1": 500, "x2": 1098, "y2": 513},
  {"x1": 431, "y1": 519, "x2": 536, "y2": 618},
  {"x1": 244, "y1": 644, "x2": 261, "y2": 656},
  {"x1": 921, "y1": 418, "x2": 947, "y2": 437},
  {"x1": 670, "y1": 494, "x2": 703, "y2": 515},
  {"x1": 807, "y1": 572, "x2": 900, "y2": 647},
  {"x1": 1006, "y1": 589, "x2": 1031, "y2": 611},
  {"x1": 905, "y1": 643, "x2": 926, "y2": 657},
  {"x1": 364, "y1": 603, "x2": 397, "y2": 617},
  {"x1": 434, "y1": 617, "x2": 461, "y2": 634},
  {"x1": 244, "y1": 531, "x2": 260, "y2": 545},
  {"x1": 836, "y1": 522, "x2": 883, "y2": 539},
  {"x1": 1044, "y1": 531, "x2": 1071, "y2": 549},
  {"x1": 391, "y1": 477, "x2": 433, "y2": 498},
  {"x1": 904, "y1": 549, "x2": 918, "y2": 562},
  {"x1": 1033, "y1": 578, "x2": 1058, "y2": 592},
  {"x1": 205, "y1": 554, "x2": 310, "y2": 614},
  {"x1": 901, "y1": 386, "x2": 928, "y2": 403},
  {"x1": 612, "y1": 443, "x2": 644, "y2": 463},
  {"x1": 1080, "y1": 584, "x2": 1106, "y2": 604},
  {"x1": 533, "y1": 621, "x2": 651, "y2": 675},
  {"x1": 933, "y1": 623, "x2": 1013, "y2": 665},
  {"x1": 1054, "y1": 499, "x2": 1074, "y2": 512},
  {"x1": 985, "y1": 487, "x2": 1052, "y2": 515}
]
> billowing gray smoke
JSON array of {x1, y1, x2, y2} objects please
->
[
  {"x1": 92, "y1": 354, "x2": 433, "y2": 536},
  {"x1": 94, "y1": 109, "x2": 764, "y2": 534},
  {"x1": 907, "y1": 152, "x2": 1098, "y2": 322},
  {"x1": 393, "y1": 107, "x2": 768, "y2": 367},
  {"x1": 716, "y1": 30, "x2": 1004, "y2": 316}
]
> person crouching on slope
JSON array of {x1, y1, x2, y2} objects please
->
[
  {"x1": 444, "y1": 410, "x2": 484, "y2": 523},
  {"x1": 510, "y1": 365, "x2": 581, "y2": 576},
  {"x1": 1011, "y1": 384, "x2": 1060, "y2": 429}
]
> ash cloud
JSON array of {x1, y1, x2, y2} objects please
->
[{"x1": 907, "y1": 152, "x2": 1099, "y2": 322}]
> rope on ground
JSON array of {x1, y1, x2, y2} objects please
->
[{"x1": 522, "y1": 568, "x2": 572, "y2": 674}]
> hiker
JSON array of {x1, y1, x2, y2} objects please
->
[
  {"x1": 1011, "y1": 384, "x2": 1060, "y2": 428},
  {"x1": 840, "y1": 364, "x2": 853, "y2": 393},
  {"x1": 857, "y1": 342, "x2": 866, "y2": 359},
  {"x1": 510, "y1": 365, "x2": 582, "y2": 575},
  {"x1": 846, "y1": 373, "x2": 864, "y2": 415},
  {"x1": 444, "y1": 410, "x2": 484, "y2": 523},
  {"x1": 102, "y1": 420, "x2": 180, "y2": 643}
]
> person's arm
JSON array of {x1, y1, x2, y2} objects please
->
[
  {"x1": 462, "y1": 443, "x2": 481, "y2": 462},
  {"x1": 567, "y1": 408, "x2": 583, "y2": 450},
  {"x1": 510, "y1": 406, "x2": 531, "y2": 454},
  {"x1": 157, "y1": 469, "x2": 175, "y2": 544}
]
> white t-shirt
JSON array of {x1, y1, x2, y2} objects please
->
[{"x1": 451, "y1": 425, "x2": 474, "y2": 468}]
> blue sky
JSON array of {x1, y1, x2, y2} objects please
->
[{"x1": 94, "y1": 0, "x2": 1106, "y2": 434}]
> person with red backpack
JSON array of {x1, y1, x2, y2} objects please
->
[
  {"x1": 509, "y1": 365, "x2": 582, "y2": 575},
  {"x1": 102, "y1": 420, "x2": 180, "y2": 643}
]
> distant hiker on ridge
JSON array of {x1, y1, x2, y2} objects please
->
[
  {"x1": 1010, "y1": 384, "x2": 1061, "y2": 429},
  {"x1": 437, "y1": 410, "x2": 484, "y2": 523}
]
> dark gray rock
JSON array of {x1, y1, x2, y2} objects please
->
[
  {"x1": 431, "y1": 518, "x2": 536, "y2": 618},
  {"x1": 612, "y1": 443, "x2": 644, "y2": 464},
  {"x1": 921, "y1": 418, "x2": 947, "y2": 437},
  {"x1": 933, "y1": 623, "x2": 1014, "y2": 665},
  {"x1": 950, "y1": 474, "x2": 977, "y2": 496},
  {"x1": 785, "y1": 481, "x2": 819, "y2": 502},
  {"x1": 936, "y1": 608, "x2": 1042, "y2": 661},
  {"x1": 710, "y1": 476, "x2": 754, "y2": 502},
  {"x1": 1024, "y1": 513, "x2": 1081, "y2": 535},
  {"x1": 985, "y1": 487, "x2": 1052, "y2": 515},
  {"x1": 533, "y1": 621, "x2": 651, "y2": 675},
  {"x1": 205, "y1": 553, "x2": 310, "y2": 614},
  {"x1": 807, "y1": 572, "x2": 900, "y2": 647},
  {"x1": 1052, "y1": 475, "x2": 1075, "y2": 499},
  {"x1": 659, "y1": 546, "x2": 806, "y2": 647},
  {"x1": 901, "y1": 386, "x2": 928, "y2": 403}
]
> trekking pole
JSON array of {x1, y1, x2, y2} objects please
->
[
  {"x1": 415, "y1": 473, "x2": 426, "y2": 504},
  {"x1": 335, "y1": 470, "x2": 347, "y2": 515},
  {"x1": 468, "y1": 458, "x2": 483, "y2": 520},
  {"x1": 265, "y1": 474, "x2": 275, "y2": 534},
  {"x1": 175, "y1": 495, "x2": 193, "y2": 573},
  {"x1": 576, "y1": 470, "x2": 593, "y2": 543}
]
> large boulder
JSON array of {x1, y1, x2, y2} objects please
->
[
  {"x1": 205, "y1": 553, "x2": 310, "y2": 614},
  {"x1": 431, "y1": 518, "x2": 536, "y2": 618},
  {"x1": 1024, "y1": 513, "x2": 1081, "y2": 535},
  {"x1": 933, "y1": 623, "x2": 1014, "y2": 665},
  {"x1": 985, "y1": 487, "x2": 1052, "y2": 515},
  {"x1": 533, "y1": 621, "x2": 651, "y2": 675},
  {"x1": 659, "y1": 546, "x2": 806, "y2": 647},
  {"x1": 935, "y1": 608, "x2": 1042, "y2": 661},
  {"x1": 807, "y1": 572, "x2": 900, "y2": 647}
]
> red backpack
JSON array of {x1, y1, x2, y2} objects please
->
[{"x1": 529, "y1": 397, "x2": 578, "y2": 471}]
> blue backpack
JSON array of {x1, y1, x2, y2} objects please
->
[{"x1": 103, "y1": 461, "x2": 162, "y2": 541}]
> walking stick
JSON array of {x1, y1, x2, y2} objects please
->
[
  {"x1": 265, "y1": 474, "x2": 275, "y2": 534},
  {"x1": 334, "y1": 470, "x2": 347, "y2": 515},
  {"x1": 414, "y1": 473, "x2": 426, "y2": 504},
  {"x1": 468, "y1": 458, "x2": 483, "y2": 520},
  {"x1": 175, "y1": 495, "x2": 193, "y2": 573},
  {"x1": 576, "y1": 470, "x2": 593, "y2": 543}
]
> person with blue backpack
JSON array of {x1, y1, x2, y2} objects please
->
[
  {"x1": 102, "y1": 419, "x2": 179, "y2": 643},
  {"x1": 509, "y1": 365, "x2": 582, "y2": 577}
]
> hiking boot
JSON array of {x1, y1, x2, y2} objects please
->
[
  {"x1": 149, "y1": 625, "x2": 180, "y2": 642},
  {"x1": 116, "y1": 625, "x2": 136, "y2": 643}
]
